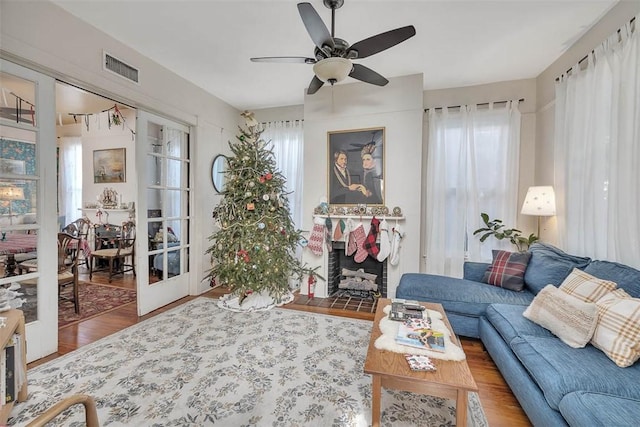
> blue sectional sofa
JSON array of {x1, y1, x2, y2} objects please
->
[{"x1": 396, "y1": 243, "x2": 640, "y2": 426}]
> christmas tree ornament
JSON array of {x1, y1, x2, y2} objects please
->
[
  {"x1": 245, "y1": 191, "x2": 252, "y2": 197},
  {"x1": 259, "y1": 175, "x2": 266, "y2": 183},
  {"x1": 265, "y1": 173, "x2": 273, "y2": 180},
  {"x1": 262, "y1": 194, "x2": 270, "y2": 201},
  {"x1": 247, "y1": 203, "x2": 255, "y2": 210},
  {"x1": 249, "y1": 181, "x2": 255, "y2": 187},
  {"x1": 258, "y1": 222, "x2": 265, "y2": 229}
]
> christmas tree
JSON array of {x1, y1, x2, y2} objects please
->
[{"x1": 206, "y1": 112, "x2": 309, "y2": 303}]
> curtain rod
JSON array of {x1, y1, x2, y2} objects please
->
[
  {"x1": 423, "y1": 98, "x2": 524, "y2": 112},
  {"x1": 556, "y1": 16, "x2": 635, "y2": 82}
]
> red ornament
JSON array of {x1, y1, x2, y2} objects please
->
[
  {"x1": 265, "y1": 173, "x2": 273, "y2": 180},
  {"x1": 237, "y1": 249, "x2": 250, "y2": 262},
  {"x1": 259, "y1": 175, "x2": 266, "y2": 183}
]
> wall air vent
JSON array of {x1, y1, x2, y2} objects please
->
[{"x1": 103, "y1": 51, "x2": 139, "y2": 84}]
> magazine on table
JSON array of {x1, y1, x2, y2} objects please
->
[
  {"x1": 404, "y1": 354, "x2": 437, "y2": 371},
  {"x1": 395, "y1": 317, "x2": 446, "y2": 352}
]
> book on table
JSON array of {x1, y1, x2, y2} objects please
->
[{"x1": 395, "y1": 317, "x2": 446, "y2": 352}]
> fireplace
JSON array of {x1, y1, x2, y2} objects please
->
[{"x1": 327, "y1": 241, "x2": 387, "y2": 298}]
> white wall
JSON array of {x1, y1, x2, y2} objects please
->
[{"x1": 1, "y1": 0, "x2": 240, "y2": 294}]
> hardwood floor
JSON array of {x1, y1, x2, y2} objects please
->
[{"x1": 29, "y1": 273, "x2": 531, "y2": 426}]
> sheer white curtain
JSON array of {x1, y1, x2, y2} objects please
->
[
  {"x1": 259, "y1": 120, "x2": 304, "y2": 227},
  {"x1": 58, "y1": 136, "x2": 82, "y2": 227},
  {"x1": 425, "y1": 102, "x2": 521, "y2": 277},
  {"x1": 555, "y1": 16, "x2": 639, "y2": 268}
]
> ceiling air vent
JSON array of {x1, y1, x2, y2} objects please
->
[{"x1": 103, "y1": 52, "x2": 139, "y2": 84}]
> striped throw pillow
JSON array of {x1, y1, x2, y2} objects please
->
[
  {"x1": 559, "y1": 268, "x2": 617, "y2": 303},
  {"x1": 482, "y1": 250, "x2": 531, "y2": 291},
  {"x1": 591, "y1": 289, "x2": 640, "y2": 368}
]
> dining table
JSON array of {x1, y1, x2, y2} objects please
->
[{"x1": 0, "y1": 233, "x2": 38, "y2": 277}]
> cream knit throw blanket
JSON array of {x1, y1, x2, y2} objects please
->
[{"x1": 374, "y1": 306, "x2": 466, "y2": 361}]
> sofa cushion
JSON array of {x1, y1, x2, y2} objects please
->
[
  {"x1": 559, "y1": 391, "x2": 640, "y2": 427},
  {"x1": 524, "y1": 243, "x2": 591, "y2": 295},
  {"x1": 591, "y1": 289, "x2": 640, "y2": 368},
  {"x1": 559, "y1": 268, "x2": 617, "y2": 303},
  {"x1": 523, "y1": 285, "x2": 598, "y2": 348},
  {"x1": 584, "y1": 260, "x2": 640, "y2": 298},
  {"x1": 396, "y1": 273, "x2": 534, "y2": 318},
  {"x1": 463, "y1": 262, "x2": 490, "y2": 282},
  {"x1": 482, "y1": 250, "x2": 531, "y2": 291},
  {"x1": 510, "y1": 335, "x2": 640, "y2": 410},
  {"x1": 485, "y1": 303, "x2": 554, "y2": 345}
]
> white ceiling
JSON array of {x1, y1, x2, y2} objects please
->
[{"x1": 51, "y1": 0, "x2": 617, "y2": 111}]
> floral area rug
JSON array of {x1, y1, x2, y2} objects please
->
[
  {"x1": 58, "y1": 282, "x2": 137, "y2": 328},
  {"x1": 11, "y1": 298, "x2": 488, "y2": 426}
]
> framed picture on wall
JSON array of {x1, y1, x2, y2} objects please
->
[
  {"x1": 93, "y1": 148, "x2": 126, "y2": 183},
  {"x1": 327, "y1": 127, "x2": 385, "y2": 206}
]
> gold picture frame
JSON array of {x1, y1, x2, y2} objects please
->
[
  {"x1": 93, "y1": 148, "x2": 126, "y2": 183},
  {"x1": 328, "y1": 127, "x2": 385, "y2": 206}
]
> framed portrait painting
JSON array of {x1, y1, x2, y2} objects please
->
[
  {"x1": 327, "y1": 127, "x2": 384, "y2": 206},
  {"x1": 93, "y1": 148, "x2": 126, "y2": 183}
]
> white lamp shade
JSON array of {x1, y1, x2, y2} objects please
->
[
  {"x1": 521, "y1": 186, "x2": 556, "y2": 216},
  {"x1": 313, "y1": 58, "x2": 353, "y2": 83}
]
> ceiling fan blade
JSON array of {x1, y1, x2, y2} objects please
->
[
  {"x1": 297, "y1": 2, "x2": 334, "y2": 51},
  {"x1": 349, "y1": 64, "x2": 389, "y2": 86},
  {"x1": 348, "y1": 25, "x2": 416, "y2": 59},
  {"x1": 250, "y1": 56, "x2": 316, "y2": 64},
  {"x1": 307, "y1": 75, "x2": 325, "y2": 95}
]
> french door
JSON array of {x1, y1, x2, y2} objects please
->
[
  {"x1": 0, "y1": 59, "x2": 57, "y2": 362},
  {"x1": 135, "y1": 111, "x2": 191, "y2": 315}
]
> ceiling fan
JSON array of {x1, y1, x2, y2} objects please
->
[{"x1": 250, "y1": 0, "x2": 416, "y2": 95}]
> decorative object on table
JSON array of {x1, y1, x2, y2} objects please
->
[
  {"x1": 11, "y1": 298, "x2": 488, "y2": 426},
  {"x1": 93, "y1": 148, "x2": 126, "y2": 183},
  {"x1": 327, "y1": 127, "x2": 384, "y2": 206},
  {"x1": 97, "y1": 187, "x2": 119, "y2": 209},
  {"x1": 473, "y1": 212, "x2": 538, "y2": 252},
  {"x1": 521, "y1": 185, "x2": 557, "y2": 237},
  {"x1": 206, "y1": 112, "x2": 315, "y2": 308}
]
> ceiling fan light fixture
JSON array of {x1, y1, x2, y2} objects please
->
[{"x1": 313, "y1": 57, "x2": 353, "y2": 84}]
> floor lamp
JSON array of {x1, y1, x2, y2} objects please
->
[
  {"x1": 0, "y1": 186, "x2": 25, "y2": 225},
  {"x1": 521, "y1": 186, "x2": 556, "y2": 238}
]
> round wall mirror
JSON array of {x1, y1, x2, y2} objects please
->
[{"x1": 211, "y1": 154, "x2": 227, "y2": 193}]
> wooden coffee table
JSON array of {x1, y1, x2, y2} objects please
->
[{"x1": 364, "y1": 298, "x2": 478, "y2": 426}]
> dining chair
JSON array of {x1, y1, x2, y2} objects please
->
[
  {"x1": 58, "y1": 232, "x2": 81, "y2": 314},
  {"x1": 89, "y1": 221, "x2": 136, "y2": 283}
]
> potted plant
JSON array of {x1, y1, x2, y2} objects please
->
[{"x1": 473, "y1": 213, "x2": 538, "y2": 252}]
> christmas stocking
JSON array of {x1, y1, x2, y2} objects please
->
[
  {"x1": 325, "y1": 217, "x2": 333, "y2": 252},
  {"x1": 377, "y1": 219, "x2": 391, "y2": 262},
  {"x1": 307, "y1": 217, "x2": 326, "y2": 256},
  {"x1": 352, "y1": 223, "x2": 369, "y2": 263},
  {"x1": 363, "y1": 217, "x2": 380, "y2": 259},
  {"x1": 333, "y1": 219, "x2": 346, "y2": 241},
  {"x1": 389, "y1": 224, "x2": 404, "y2": 266},
  {"x1": 346, "y1": 219, "x2": 357, "y2": 256}
]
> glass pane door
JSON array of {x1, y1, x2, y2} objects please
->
[
  {"x1": 0, "y1": 59, "x2": 57, "y2": 362},
  {"x1": 136, "y1": 111, "x2": 190, "y2": 315}
]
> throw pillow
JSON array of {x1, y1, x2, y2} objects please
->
[
  {"x1": 482, "y1": 250, "x2": 531, "y2": 291},
  {"x1": 524, "y1": 242, "x2": 591, "y2": 295},
  {"x1": 523, "y1": 284, "x2": 598, "y2": 348},
  {"x1": 559, "y1": 268, "x2": 617, "y2": 303},
  {"x1": 591, "y1": 289, "x2": 640, "y2": 368}
]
